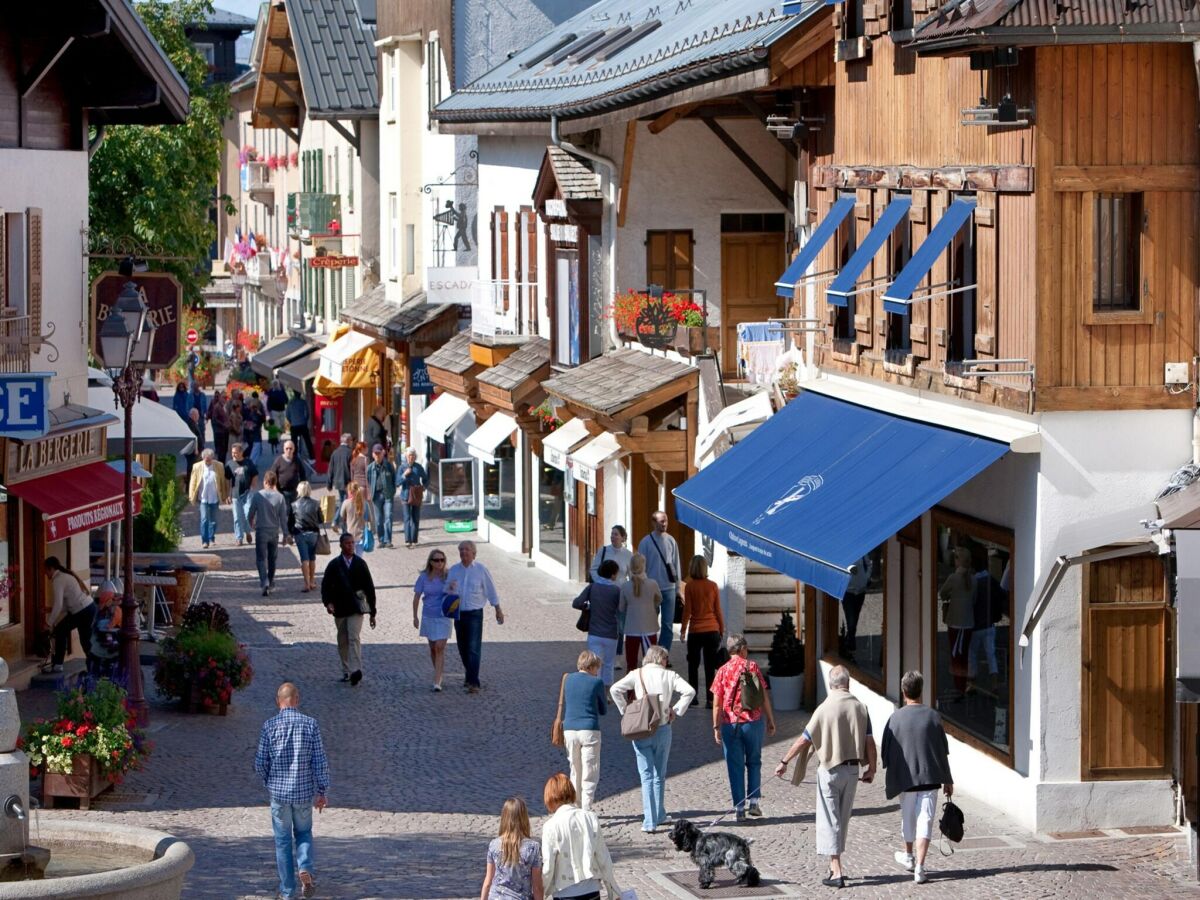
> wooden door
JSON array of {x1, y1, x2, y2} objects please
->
[{"x1": 720, "y1": 233, "x2": 786, "y2": 376}]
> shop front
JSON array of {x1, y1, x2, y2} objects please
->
[
  {"x1": 414, "y1": 393, "x2": 474, "y2": 510},
  {"x1": 315, "y1": 323, "x2": 384, "y2": 462}
]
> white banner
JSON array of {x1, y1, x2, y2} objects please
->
[{"x1": 427, "y1": 266, "x2": 478, "y2": 306}]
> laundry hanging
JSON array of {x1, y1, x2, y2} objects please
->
[{"x1": 737, "y1": 321, "x2": 784, "y2": 385}]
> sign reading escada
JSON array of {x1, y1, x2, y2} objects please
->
[{"x1": 0, "y1": 373, "x2": 51, "y2": 438}]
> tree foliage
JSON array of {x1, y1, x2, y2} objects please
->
[{"x1": 88, "y1": 0, "x2": 234, "y2": 305}]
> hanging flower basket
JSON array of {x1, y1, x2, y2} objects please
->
[{"x1": 607, "y1": 290, "x2": 706, "y2": 351}]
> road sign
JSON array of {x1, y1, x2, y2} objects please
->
[
  {"x1": 0, "y1": 372, "x2": 51, "y2": 438},
  {"x1": 186, "y1": 328, "x2": 199, "y2": 345}
]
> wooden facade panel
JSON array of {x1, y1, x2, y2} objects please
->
[
  {"x1": 996, "y1": 192, "x2": 1034, "y2": 380},
  {"x1": 774, "y1": 40, "x2": 835, "y2": 88}
]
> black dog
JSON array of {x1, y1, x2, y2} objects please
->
[{"x1": 668, "y1": 819, "x2": 760, "y2": 889}]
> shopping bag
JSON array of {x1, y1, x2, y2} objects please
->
[
  {"x1": 361, "y1": 525, "x2": 376, "y2": 553},
  {"x1": 320, "y1": 493, "x2": 338, "y2": 524},
  {"x1": 314, "y1": 530, "x2": 332, "y2": 556}
]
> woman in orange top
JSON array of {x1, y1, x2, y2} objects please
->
[{"x1": 681, "y1": 555, "x2": 725, "y2": 707}]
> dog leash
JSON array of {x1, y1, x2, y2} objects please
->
[{"x1": 701, "y1": 785, "x2": 763, "y2": 833}]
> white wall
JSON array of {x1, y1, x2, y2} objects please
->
[{"x1": 475, "y1": 135, "x2": 547, "y2": 287}]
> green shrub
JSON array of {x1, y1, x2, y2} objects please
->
[
  {"x1": 767, "y1": 611, "x2": 805, "y2": 678},
  {"x1": 133, "y1": 454, "x2": 184, "y2": 552}
]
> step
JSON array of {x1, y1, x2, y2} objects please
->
[
  {"x1": 746, "y1": 571, "x2": 795, "y2": 592},
  {"x1": 745, "y1": 609, "x2": 794, "y2": 630}
]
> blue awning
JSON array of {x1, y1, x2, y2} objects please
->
[
  {"x1": 775, "y1": 196, "x2": 855, "y2": 299},
  {"x1": 672, "y1": 392, "x2": 1008, "y2": 598},
  {"x1": 883, "y1": 198, "x2": 976, "y2": 315},
  {"x1": 826, "y1": 196, "x2": 912, "y2": 308}
]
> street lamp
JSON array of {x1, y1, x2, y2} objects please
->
[{"x1": 98, "y1": 280, "x2": 157, "y2": 726}]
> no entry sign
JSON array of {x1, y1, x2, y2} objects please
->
[{"x1": 186, "y1": 328, "x2": 199, "y2": 345}]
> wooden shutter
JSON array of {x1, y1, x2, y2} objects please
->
[
  {"x1": 27, "y1": 208, "x2": 41, "y2": 337},
  {"x1": 929, "y1": 190, "x2": 950, "y2": 364},
  {"x1": 853, "y1": 188, "x2": 874, "y2": 347},
  {"x1": 524, "y1": 208, "x2": 538, "y2": 331},
  {"x1": 495, "y1": 208, "x2": 510, "y2": 312},
  {"x1": 974, "y1": 192, "x2": 998, "y2": 358},
  {"x1": 909, "y1": 191, "x2": 930, "y2": 358},
  {"x1": 671, "y1": 231, "x2": 694, "y2": 292},
  {"x1": 1082, "y1": 555, "x2": 1172, "y2": 780},
  {"x1": 646, "y1": 231, "x2": 669, "y2": 288}
]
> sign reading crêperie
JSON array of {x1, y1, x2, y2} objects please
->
[
  {"x1": 91, "y1": 272, "x2": 182, "y2": 368},
  {"x1": 6, "y1": 426, "x2": 104, "y2": 484}
]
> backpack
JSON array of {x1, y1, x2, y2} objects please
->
[
  {"x1": 739, "y1": 667, "x2": 764, "y2": 714},
  {"x1": 939, "y1": 799, "x2": 965, "y2": 843}
]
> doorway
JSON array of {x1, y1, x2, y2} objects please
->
[{"x1": 720, "y1": 215, "x2": 786, "y2": 377}]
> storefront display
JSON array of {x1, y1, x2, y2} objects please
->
[
  {"x1": 539, "y1": 461, "x2": 566, "y2": 565},
  {"x1": 483, "y1": 444, "x2": 517, "y2": 533},
  {"x1": 438, "y1": 457, "x2": 476, "y2": 513},
  {"x1": 824, "y1": 542, "x2": 886, "y2": 688}
]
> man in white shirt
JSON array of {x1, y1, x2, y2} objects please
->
[
  {"x1": 445, "y1": 540, "x2": 504, "y2": 693},
  {"x1": 637, "y1": 511, "x2": 683, "y2": 651}
]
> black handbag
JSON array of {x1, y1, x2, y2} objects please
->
[
  {"x1": 939, "y1": 799, "x2": 965, "y2": 843},
  {"x1": 575, "y1": 586, "x2": 591, "y2": 632}
]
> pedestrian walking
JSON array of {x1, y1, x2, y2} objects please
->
[
  {"x1": 185, "y1": 408, "x2": 205, "y2": 472},
  {"x1": 558, "y1": 650, "x2": 607, "y2": 811},
  {"x1": 266, "y1": 380, "x2": 288, "y2": 432},
  {"x1": 320, "y1": 533, "x2": 377, "y2": 686},
  {"x1": 618, "y1": 553, "x2": 661, "y2": 672},
  {"x1": 681, "y1": 555, "x2": 725, "y2": 707},
  {"x1": 254, "y1": 682, "x2": 329, "y2": 900},
  {"x1": 209, "y1": 388, "x2": 231, "y2": 463},
  {"x1": 589, "y1": 526, "x2": 632, "y2": 584},
  {"x1": 172, "y1": 381, "x2": 189, "y2": 422},
  {"x1": 267, "y1": 419, "x2": 282, "y2": 457},
  {"x1": 338, "y1": 481, "x2": 375, "y2": 554},
  {"x1": 412, "y1": 548, "x2": 453, "y2": 691},
  {"x1": 350, "y1": 441, "x2": 369, "y2": 490},
  {"x1": 366, "y1": 444, "x2": 397, "y2": 548},
  {"x1": 365, "y1": 404, "x2": 388, "y2": 454},
  {"x1": 774, "y1": 665, "x2": 876, "y2": 889},
  {"x1": 571, "y1": 560, "x2": 621, "y2": 685},
  {"x1": 610, "y1": 644, "x2": 695, "y2": 832},
  {"x1": 291, "y1": 482, "x2": 323, "y2": 593},
  {"x1": 287, "y1": 390, "x2": 314, "y2": 460},
  {"x1": 480, "y1": 796, "x2": 543, "y2": 900},
  {"x1": 42, "y1": 557, "x2": 97, "y2": 674},
  {"x1": 249, "y1": 470, "x2": 288, "y2": 596},
  {"x1": 326, "y1": 434, "x2": 353, "y2": 529},
  {"x1": 243, "y1": 392, "x2": 264, "y2": 462},
  {"x1": 188, "y1": 448, "x2": 230, "y2": 548},
  {"x1": 189, "y1": 380, "x2": 208, "y2": 419},
  {"x1": 637, "y1": 511, "x2": 683, "y2": 650},
  {"x1": 399, "y1": 448, "x2": 429, "y2": 548},
  {"x1": 226, "y1": 441, "x2": 258, "y2": 546},
  {"x1": 271, "y1": 441, "x2": 304, "y2": 542},
  {"x1": 881, "y1": 671, "x2": 954, "y2": 885},
  {"x1": 711, "y1": 634, "x2": 776, "y2": 820},
  {"x1": 540, "y1": 774, "x2": 623, "y2": 900},
  {"x1": 446, "y1": 540, "x2": 505, "y2": 693}
]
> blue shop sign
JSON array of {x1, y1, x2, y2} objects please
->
[
  {"x1": 0, "y1": 373, "x2": 51, "y2": 438},
  {"x1": 410, "y1": 357, "x2": 434, "y2": 395}
]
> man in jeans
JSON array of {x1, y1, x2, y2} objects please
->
[
  {"x1": 321, "y1": 533, "x2": 377, "y2": 685},
  {"x1": 249, "y1": 471, "x2": 288, "y2": 596},
  {"x1": 637, "y1": 511, "x2": 683, "y2": 650},
  {"x1": 445, "y1": 540, "x2": 504, "y2": 693},
  {"x1": 225, "y1": 442, "x2": 258, "y2": 546},
  {"x1": 326, "y1": 433, "x2": 352, "y2": 529},
  {"x1": 270, "y1": 440, "x2": 303, "y2": 543},
  {"x1": 254, "y1": 681, "x2": 329, "y2": 900},
  {"x1": 286, "y1": 390, "x2": 313, "y2": 460},
  {"x1": 366, "y1": 444, "x2": 397, "y2": 548}
]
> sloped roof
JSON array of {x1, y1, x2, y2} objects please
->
[
  {"x1": 340, "y1": 285, "x2": 455, "y2": 340},
  {"x1": 544, "y1": 349, "x2": 695, "y2": 417},
  {"x1": 477, "y1": 338, "x2": 551, "y2": 391},
  {"x1": 425, "y1": 330, "x2": 476, "y2": 376},
  {"x1": 200, "y1": 7, "x2": 257, "y2": 30},
  {"x1": 545, "y1": 147, "x2": 602, "y2": 200},
  {"x1": 433, "y1": 0, "x2": 822, "y2": 127}
]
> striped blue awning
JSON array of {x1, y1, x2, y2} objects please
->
[
  {"x1": 826, "y1": 197, "x2": 912, "y2": 308},
  {"x1": 775, "y1": 196, "x2": 855, "y2": 299},
  {"x1": 884, "y1": 199, "x2": 977, "y2": 315}
]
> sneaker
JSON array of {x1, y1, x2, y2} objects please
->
[
  {"x1": 299, "y1": 871, "x2": 315, "y2": 898},
  {"x1": 735, "y1": 810, "x2": 746, "y2": 822},
  {"x1": 349, "y1": 670, "x2": 362, "y2": 686},
  {"x1": 747, "y1": 804, "x2": 762, "y2": 817},
  {"x1": 894, "y1": 851, "x2": 914, "y2": 872},
  {"x1": 339, "y1": 674, "x2": 350, "y2": 683},
  {"x1": 202, "y1": 542, "x2": 209, "y2": 549},
  {"x1": 432, "y1": 683, "x2": 442, "y2": 692},
  {"x1": 914, "y1": 867, "x2": 927, "y2": 885}
]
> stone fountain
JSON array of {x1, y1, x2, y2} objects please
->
[{"x1": 0, "y1": 659, "x2": 48, "y2": 880}]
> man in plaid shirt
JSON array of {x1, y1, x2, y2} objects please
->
[{"x1": 255, "y1": 682, "x2": 330, "y2": 900}]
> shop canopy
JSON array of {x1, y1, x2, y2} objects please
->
[
  {"x1": 318, "y1": 328, "x2": 381, "y2": 391},
  {"x1": 541, "y1": 418, "x2": 591, "y2": 471},
  {"x1": 416, "y1": 394, "x2": 472, "y2": 443},
  {"x1": 775, "y1": 196, "x2": 856, "y2": 299},
  {"x1": 467, "y1": 413, "x2": 519, "y2": 465},
  {"x1": 883, "y1": 198, "x2": 977, "y2": 315},
  {"x1": 10, "y1": 461, "x2": 142, "y2": 542},
  {"x1": 672, "y1": 392, "x2": 1009, "y2": 598},
  {"x1": 88, "y1": 387, "x2": 196, "y2": 457},
  {"x1": 251, "y1": 334, "x2": 314, "y2": 379},
  {"x1": 568, "y1": 432, "x2": 625, "y2": 489},
  {"x1": 277, "y1": 353, "x2": 320, "y2": 393},
  {"x1": 826, "y1": 197, "x2": 912, "y2": 308}
]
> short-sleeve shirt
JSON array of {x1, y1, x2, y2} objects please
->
[
  {"x1": 711, "y1": 655, "x2": 766, "y2": 725},
  {"x1": 486, "y1": 837, "x2": 542, "y2": 900}
]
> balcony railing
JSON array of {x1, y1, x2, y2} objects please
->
[
  {"x1": 472, "y1": 280, "x2": 539, "y2": 339},
  {"x1": 0, "y1": 313, "x2": 36, "y2": 373},
  {"x1": 247, "y1": 162, "x2": 273, "y2": 203}
]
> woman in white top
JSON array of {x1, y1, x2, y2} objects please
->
[
  {"x1": 609, "y1": 645, "x2": 696, "y2": 832},
  {"x1": 588, "y1": 526, "x2": 632, "y2": 585},
  {"x1": 43, "y1": 557, "x2": 97, "y2": 674},
  {"x1": 540, "y1": 773, "x2": 621, "y2": 900},
  {"x1": 618, "y1": 553, "x2": 661, "y2": 674}
]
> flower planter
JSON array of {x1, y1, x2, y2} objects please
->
[
  {"x1": 672, "y1": 325, "x2": 719, "y2": 356},
  {"x1": 163, "y1": 570, "x2": 193, "y2": 621},
  {"x1": 184, "y1": 682, "x2": 228, "y2": 716},
  {"x1": 42, "y1": 753, "x2": 112, "y2": 810},
  {"x1": 769, "y1": 673, "x2": 804, "y2": 712}
]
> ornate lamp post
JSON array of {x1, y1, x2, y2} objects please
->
[{"x1": 98, "y1": 280, "x2": 157, "y2": 726}]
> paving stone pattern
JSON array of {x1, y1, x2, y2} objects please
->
[{"x1": 20, "y1": 507, "x2": 1199, "y2": 899}]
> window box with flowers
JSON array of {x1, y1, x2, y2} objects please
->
[
  {"x1": 607, "y1": 290, "x2": 717, "y2": 356},
  {"x1": 153, "y1": 602, "x2": 253, "y2": 716},
  {"x1": 532, "y1": 400, "x2": 562, "y2": 433},
  {"x1": 24, "y1": 680, "x2": 150, "y2": 810}
]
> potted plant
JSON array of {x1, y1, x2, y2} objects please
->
[
  {"x1": 154, "y1": 601, "x2": 253, "y2": 715},
  {"x1": 776, "y1": 361, "x2": 801, "y2": 400},
  {"x1": 767, "y1": 610, "x2": 805, "y2": 711},
  {"x1": 24, "y1": 679, "x2": 150, "y2": 809},
  {"x1": 606, "y1": 289, "x2": 717, "y2": 354}
]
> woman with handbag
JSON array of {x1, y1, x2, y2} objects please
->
[
  {"x1": 572, "y1": 560, "x2": 622, "y2": 685},
  {"x1": 338, "y1": 481, "x2": 376, "y2": 555},
  {"x1": 413, "y1": 548, "x2": 453, "y2": 691},
  {"x1": 291, "y1": 481, "x2": 324, "y2": 593},
  {"x1": 609, "y1": 644, "x2": 695, "y2": 833},
  {"x1": 552, "y1": 650, "x2": 607, "y2": 811},
  {"x1": 540, "y1": 773, "x2": 623, "y2": 900},
  {"x1": 618, "y1": 554, "x2": 661, "y2": 674},
  {"x1": 400, "y1": 448, "x2": 429, "y2": 548}
]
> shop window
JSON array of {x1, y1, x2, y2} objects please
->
[
  {"x1": 947, "y1": 212, "x2": 976, "y2": 364},
  {"x1": 645, "y1": 230, "x2": 693, "y2": 292},
  {"x1": 931, "y1": 509, "x2": 1013, "y2": 759},
  {"x1": 1093, "y1": 192, "x2": 1143, "y2": 313},
  {"x1": 823, "y1": 542, "x2": 886, "y2": 690},
  {"x1": 483, "y1": 443, "x2": 517, "y2": 535},
  {"x1": 539, "y1": 461, "x2": 566, "y2": 565},
  {"x1": 554, "y1": 249, "x2": 581, "y2": 367}
]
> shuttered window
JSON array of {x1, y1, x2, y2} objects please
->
[
  {"x1": 1093, "y1": 192, "x2": 1142, "y2": 313},
  {"x1": 645, "y1": 230, "x2": 693, "y2": 292}
]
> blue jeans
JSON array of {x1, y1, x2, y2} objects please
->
[
  {"x1": 658, "y1": 586, "x2": 677, "y2": 650},
  {"x1": 455, "y1": 608, "x2": 484, "y2": 687},
  {"x1": 402, "y1": 501, "x2": 422, "y2": 544},
  {"x1": 294, "y1": 531, "x2": 318, "y2": 563},
  {"x1": 232, "y1": 493, "x2": 253, "y2": 542},
  {"x1": 255, "y1": 536, "x2": 278, "y2": 589},
  {"x1": 721, "y1": 717, "x2": 765, "y2": 811},
  {"x1": 373, "y1": 496, "x2": 393, "y2": 545},
  {"x1": 331, "y1": 489, "x2": 347, "y2": 528},
  {"x1": 270, "y1": 800, "x2": 314, "y2": 900},
  {"x1": 632, "y1": 723, "x2": 672, "y2": 830},
  {"x1": 199, "y1": 501, "x2": 218, "y2": 544}
]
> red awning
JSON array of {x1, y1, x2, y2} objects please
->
[{"x1": 9, "y1": 461, "x2": 143, "y2": 542}]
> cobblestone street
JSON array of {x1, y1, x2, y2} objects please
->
[{"x1": 21, "y1": 511, "x2": 1200, "y2": 899}]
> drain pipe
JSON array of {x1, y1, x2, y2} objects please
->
[
  {"x1": 551, "y1": 114, "x2": 621, "y2": 351},
  {"x1": 1194, "y1": 43, "x2": 1200, "y2": 465}
]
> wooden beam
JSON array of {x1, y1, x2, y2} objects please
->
[
  {"x1": 1051, "y1": 165, "x2": 1200, "y2": 192},
  {"x1": 816, "y1": 164, "x2": 1034, "y2": 193},
  {"x1": 618, "y1": 372, "x2": 699, "y2": 422},
  {"x1": 21, "y1": 36, "x2": 74, "y2": 98},
  {"x1": 268, "y1": 37, "x2": 295, "y2": 56},
  {"x1": 647, "y1": 102, "x2": 702, "y2": 135},
  {"x1": 328, "y1": 119, "x2": 361, "y2": 153},
  {"x1": 703, "y1": 118, "x2": 789, "y2": 208},
  {"x1": 615, "y1": 430, "x2": 685, "y2": 455},
  {"x1": 259, "y1": 108, "x2": 300, "y2": 144},
  {"x1": 1037, "y1": 385, "x2": 1192, "y2": 411},
  {"x1": 685, "y1": 387, "x2": 698, "y2": 476},
  {"x1": 266, "y1": 74, "x2": 305, "y2": 109},
  {"x1": 772, "y1": 10, "x2": 835, "y2": 75},
  {"x1": 736, "y1": 95, "x2": 769, "y2": 125},
  {"x1": 618, "y1": 120, "x2": 636, "y2": 229}
]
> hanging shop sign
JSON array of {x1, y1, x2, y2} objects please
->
[
  {"x1": 438, "y1": 457, "x2": 477, "y2": 513},
  {"x1": 549, "y1": 223, "x2": 578, "y2": 244},
  {"x1": 91, "y1": 272, "x2": 182, "y2": 367},
  {"x1": 0, "y1": 373, "x2": 51, "y2": 438},
  {"x1": 6, "y1": 425, "x2": 104, "y2": 484},
  {"x1": 310, "y1": 254, "x2": 359, "y2": 269},
  {"x1": 409, "y1": 357, "x2": 434, "y2": 395},
  {"x1": 544, "y1": 199, "x2": 568, "y2": 219},
  {"x1": 427, "y1": 266, "x2": 478, "y2": 306}
]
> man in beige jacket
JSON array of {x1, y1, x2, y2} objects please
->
[
  {"x1": 188, "y1": 448, "x2": 230, "y2": 549},
  {"x1": 774, "y1": 665, "x2": 876, "y2": 888}
]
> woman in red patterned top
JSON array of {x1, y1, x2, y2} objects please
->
[{"x1": 711, "y1": 634, "x2": 776, "y2": 821}]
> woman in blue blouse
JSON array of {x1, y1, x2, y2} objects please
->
[
  {"x1": 413, "y1": 548, "x2": 454, "y2": 691},
  {"x1": 561, "y1": 650, "x2": 608, "y2": 811}
]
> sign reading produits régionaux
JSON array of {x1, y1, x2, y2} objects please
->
[
  {"x1": 0, "y1": 373, "x2": 51, "y2": 438},
  {"x1": 90, "y1": 272, "x2": 182, "y2": 368},
  {"x1": 426, "y1": 266, "x2": 478, "y2": 306}
]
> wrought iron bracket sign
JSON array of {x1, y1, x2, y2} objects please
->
[{"x1": 633, "y1": 284, "x2": 678, "y2": 350}]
